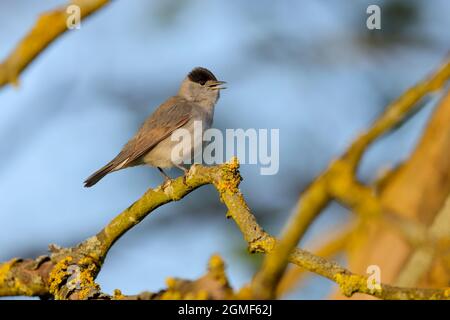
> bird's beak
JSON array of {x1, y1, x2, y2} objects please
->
[{"x1": 208, "y1": 80, "x2": 227, "y2": 90}]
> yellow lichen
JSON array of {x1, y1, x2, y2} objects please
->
[
  {"x1": 48, "y1": 255, "x2": 100, "y2": 300},
  {"x1": 160, "y1": 289, "x2": 182, "y2": 300},
  {"x1": 113, "y1": 289, "x2": 125, "y2": 300},
  {"x1": 208, "y1": 255, "x2": 228, "y2": 287},
  {"x1": 216, "y1": 158, "x2": 242, "y2": 199},
  {"x1": 48, "y1": 256, "x2": 73, "y2": 299},
  {"x1": 249, "y1": 236, "x2": 275, "y2": 253},
  {"x1": 194, "y1": 290, "x2": 209, "y2": 300},
  {"x1": 77, "y1": 265, "x2": 99, "y2": 300},
  {"x1": 444, "y1": 288, "x2": 450, "y2": 298},
  {"x1": 75, "y1": 256, "x2": 100, "y2": 300},
  {"x1": 0, "y1": 259, "x2": 35, "y2": 296},
  {"x1": 160, "y1": 287, "x2": 209, "y2": 300},
  {"x1": 165, "y1": 277, "x2": 177, "y2": 289},
  {"x1": 236, "y1": 285, "x2": 253, "y2": 299},
  {"x1": 0, "y1": 259, "x2": 16, "y2": 285},
  {"x1": 334, "y1": 273, "x2": 368, "y2": 297}
]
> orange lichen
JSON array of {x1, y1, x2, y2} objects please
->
[
  {"x1": 48, "y1": 255, "x2": 100, "y2": 300},
  {"x1": 216, "y1": 157, "x2": 242, "y2": 199},
  {"x1": 113, "y1": 289, "x2": 125, "y2": 300},
  {"x1": 48, "y1": 256, "x2": 73, "y2": 299}
]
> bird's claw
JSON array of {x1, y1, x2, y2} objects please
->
[{"x1": 162, "y1": 177, "x2": 173, "y2": 190}]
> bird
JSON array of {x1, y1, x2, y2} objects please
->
[{"x1": 84, "y1": 67, "x2": 226, "y2": 187}]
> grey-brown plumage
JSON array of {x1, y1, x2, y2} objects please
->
[{"x1": 84, "y1": 67, "x2": 225, "y2": 187}]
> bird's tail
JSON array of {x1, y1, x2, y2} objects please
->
[{"x1": 84, "y1": 163, "x2": 115, "y2": 187}]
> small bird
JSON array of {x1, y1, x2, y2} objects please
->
[{"x1": 84, "y1": 67, "x2": 226, "y2": 187}]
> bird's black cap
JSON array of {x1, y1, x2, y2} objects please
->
[{"x1": 188, "y1": 67, "x2": 217, "y2": 85}]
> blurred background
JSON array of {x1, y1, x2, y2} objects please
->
[{"x1": 0, "y1": 0, "x2": 449, "y2": 299}]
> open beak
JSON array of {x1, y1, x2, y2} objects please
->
[{"x1": 208, "y1": 80, "x2": 227, "y2": 90}]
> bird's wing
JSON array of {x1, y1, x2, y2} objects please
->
[
  {"x1": 111, "y1": 97, "x2": 193, "y2": 170},
  {"x1": 84, "y1": 97, "x2": 193, "y2": 187}
]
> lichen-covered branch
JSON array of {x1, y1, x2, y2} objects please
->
[
  {"x1": 276, "y1": 226, "x2": 353, "y2": 297},
  {"x1": 0, "y1": 257, "x2": 52, "y2": 297},
  {"x1": 118, "y1": 254, "x2": 234, "y2": 300},
  {"x1": 0, "y1": 0, "x2": 110, "y2": 88},
  {"x1": 333, "y1": 86, "x2": 450, "y2": 298},
  {"x1": 1, "y1": 158, "x2": 448, "y2": 300}
]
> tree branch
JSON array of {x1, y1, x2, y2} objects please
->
[
  {"x1": 276, "y1": 226, "x2": 353, "y2": 297},
  {"x1": 0, "y1": 158, "x2": 448, "y2": 299},
  {"x1": 250, "y1": 58, "x2": 450, "y2": 299},
  {"x1": 0, "y1": 0, "x2": 110, "y2": 89}
]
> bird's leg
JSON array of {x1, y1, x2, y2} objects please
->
[
  {"x1": 158, "y1": 167, "x2": 172, "y2": 187},
  {"x1": 175, "y1": 164, "x2": 189, "y2": 185}
]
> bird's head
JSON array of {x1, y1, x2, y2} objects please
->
[{"x1": 178, "y1": 67, "x2": 226, "y2": 105}]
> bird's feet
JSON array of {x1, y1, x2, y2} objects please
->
[
  {"x1": 162, "y1": 176, "x2": 173, "y2": 189},
  {"x1": 175, "y1": 164, "x2": 190, "y2": 185},
  {"x1": 158, "y1": 167, "x2": 173, "y2": 189},
  {"x1": 182, "y1": 174, "x2": 188, "y2": 186}
]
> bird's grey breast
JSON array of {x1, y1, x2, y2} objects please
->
[{"x1": 142, "y1": 103, "x2": 213, "y2": 168}]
